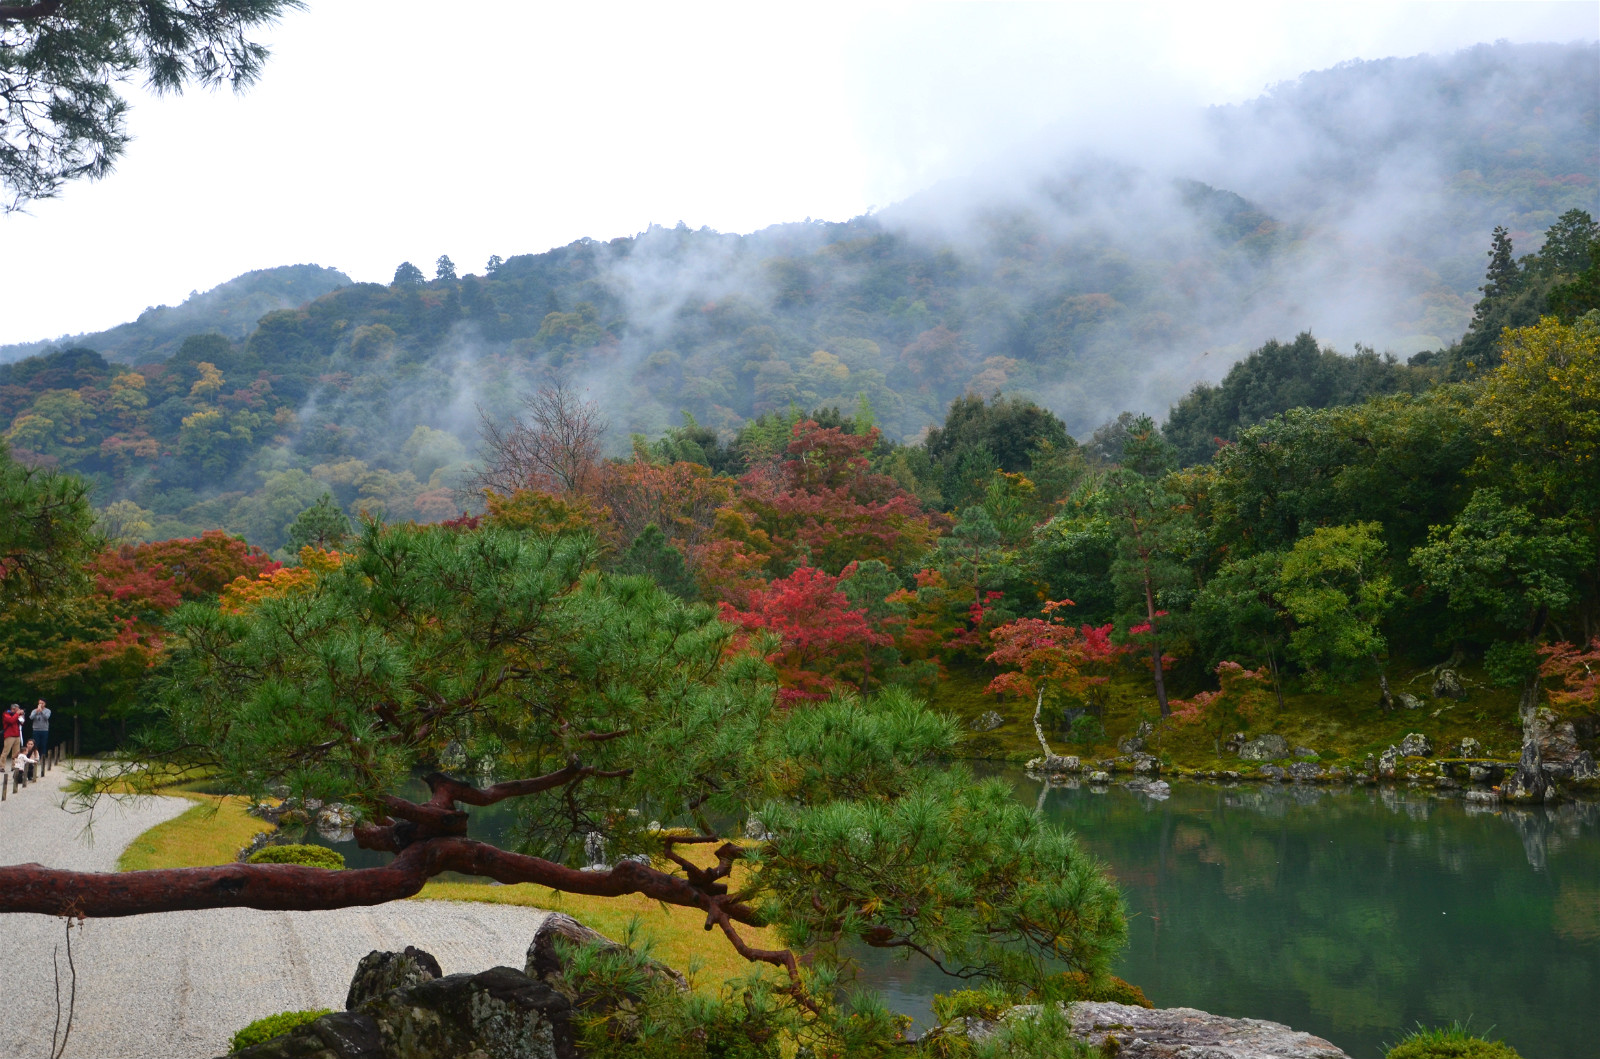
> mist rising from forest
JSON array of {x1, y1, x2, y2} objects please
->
[
  {"x1": 1, "y1": 41, "x2": 1594, "y2": 552},
  {"x1": 522, "y1": 40, "x2": 1600, "y2": 441}
]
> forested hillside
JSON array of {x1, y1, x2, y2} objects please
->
[
  {"x1": 0, "y1": 264, "x2": 350, "y2": 364},
  {"x1": 0, "y1": 42, "x2": 1593, "y2": 554}
]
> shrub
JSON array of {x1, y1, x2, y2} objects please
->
[
  {"x1": 245, "y1": 843, "x2": 344, "y2": 869},
  {"x1": 1047, "y1": 971, "x2": 1153, "y2": 1008},
  {"x1": 230, "y1": 1009, "x2": 331, "y2": 1052},
  {"x1": 1067, "y1": 714, "x2": 1105, "y2": 745},
  {"x1": 1386, "y1": 1022, "x2": 1522, "y2": 1059},
  {"x1": 932, "y1": 987, "x2": 1011, "y2": 1024}
]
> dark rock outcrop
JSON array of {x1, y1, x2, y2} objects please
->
[
  {"x1": 1432, "y1": 669, "x2": 1467, "y2": 700},
  {"x1": 229, "y1": 964, "x2": 576, "y2": 1059},
  {"x1": 346, "y1": 947, "x2": 442, "y2": 1010}
]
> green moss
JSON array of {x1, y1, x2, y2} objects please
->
[
  {"x1": 941, "y1": 659, "x2": 1525, "y2": 775},
  {"x1": 1386, "y1": 1022, "x2": 1522, "y2": 1059},
  {"x1": 1050, "y1": 971, "x2": 1153, "y2": 1008},
  {"x1": 245, "y1": 843, "x2": 344, "y2": 869},
  {"x1": 230, "y1": 1008, "x2": 332, "y2": 1052}
]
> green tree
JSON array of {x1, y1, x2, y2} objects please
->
[
  {"x1": 0, "y1": 0, "x2": 302, "y2": 210},
  {"x1": 434, "y1": 255, "x2": 457, "y2": 282},
  {"x1": 391, "y1": 260, "x2": 425, "y2": 287},
  {"x1": 1411, "y1": 488, "x2": 1586, "y2": 644},
  {"x1": 7, "y1": 522, "x2": 1125, "y2": 1054},
  {"x1": 0, "y1": 439, "x2": 100, "y2": 604},
  {"x1": 615, "y1": 522, "x2": 695, "y2": 599},
  {"x1": 923, "y1": 394, "x2": 1073, "y2": 511},
  {"x1": 1191, "y1": 550, "x2": 1290, "y2": 708},
  {"x1": 1163, "y1": 332, "x2": 1428, "y2": 466},
  {"x1": 1093, "y1": 417, "x2": 1188, "y2": 716},
  {"x1": 1531, "y1": 209, "x2": 1599, "y2": 276},
  {"x1": 1278, "y1": 523, "x2": 1400, "y2": 698},
  {"x1": 285, "y1": 492, "x2": 351, "y2": 552}
]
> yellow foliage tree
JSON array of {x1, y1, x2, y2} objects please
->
[{"x1": 219, "y1": 548, "x2": 344, "y2": 614}]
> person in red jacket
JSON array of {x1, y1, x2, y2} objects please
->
[{"x1": 1, "y1": 704, "x2": 22, "y2": 775}]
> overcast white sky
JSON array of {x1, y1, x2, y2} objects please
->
[{"x1": 1, "y1": 1, "x2": 1594, "y2": 346}]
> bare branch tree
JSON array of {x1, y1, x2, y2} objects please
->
[{"x1": 472, "y1": 382, "x2": 607, "y2": 497}]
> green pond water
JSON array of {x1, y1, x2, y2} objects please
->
[
  {"x1": 317, "y1": 771, "x2": 1600, "y2": 1058},
  {"x1": 854, "y1": 771, "x2": 1600, "y2": 1059}
]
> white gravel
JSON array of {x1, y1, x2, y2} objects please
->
[{"x1": 0, "y1": 764, "x2": 553, "y2": 1059}]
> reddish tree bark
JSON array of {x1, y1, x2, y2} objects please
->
[{"x1": 0, "y1": 764, "x2": 784, "y2": 970}]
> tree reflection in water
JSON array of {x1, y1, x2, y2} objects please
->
[{"x1": 851, "y1": 774, "x2": 1600, "y2": 1059}]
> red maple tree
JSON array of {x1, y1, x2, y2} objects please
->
[{"x1": 719, "y1": 563, "x2": 891, "y2": 704}]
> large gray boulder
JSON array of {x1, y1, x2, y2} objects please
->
[
  {"x1": 1068, "y1": 1001, "x2": 1349, "y2": 1058},
  {"x1": 1399, "y1": 732, "x2": 1433, "y2": 757},
  {"x1": 1431, "y1": 669, "x2": 1467, "y2": 700},
  {"x1": 525, "y1": 912, "x2": 688, "y2": 994},
  {"x1": 1378, "y1": 746, "x2": 1401, "y2": 778},
  {"x1": 1238, "y1": 734, "x2": 1289, "y2": 761},
  {"x1": 969, "y1": 1001, "x2": 1348, "y2": 1058},
  {"x1": 969, "y1": 709, "x2": 1005, "y2": 732}
]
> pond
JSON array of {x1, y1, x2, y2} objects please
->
[
  {"x1": 855, "y1": 770, "x2": 1600, "y2": 1059},
  {"x1": 311, "y1": 771, "x2": 1600, "y2": 1059}
]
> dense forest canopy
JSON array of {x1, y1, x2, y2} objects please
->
[{"x1": 0, "y1": 42, "x2": 1592, "y2": 560}]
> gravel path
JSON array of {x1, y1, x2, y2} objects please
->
[{"x1": 0, "y1": 765, "x2": 552, "y2": 1059}]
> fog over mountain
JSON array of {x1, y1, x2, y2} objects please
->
[{"x1": 0, "y1": 41, "x2": 1594, "y2": 550}]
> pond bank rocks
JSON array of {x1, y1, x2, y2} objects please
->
[
  {"x1": 1238, "y1": 734, "x2": 1289, "y2": 761},
  {"x1": 966, "y1": 1000, "x2": 1348, "y2": 1058},
  {"x1": 1399, "y1": 732, "x2": 1433, "y2": 757},
  {"x1": 1026, "y1": 754, "x2": 1081, "y2": 774},
  {"x1": 969, "y1": 709, "x2": 1005, "y2": 732}
]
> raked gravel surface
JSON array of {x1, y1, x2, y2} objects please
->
[{"x1": 0, "y1": 764, "x2": 553, "y2": 1059}]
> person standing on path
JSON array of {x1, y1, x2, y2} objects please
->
[
  {"x1": 28, "y1": 700, "x2": 49, "y2": 758},
  {"x1": 1, "y1": 704, "x2": 22, "y2": 774}
]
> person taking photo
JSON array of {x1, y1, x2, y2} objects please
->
[
  {"x1": 1, "y1": 704, "x2": 22, "y2": 775},
  {"x1": 28, "y1": 700, "x2": 50, "y2": 758}
]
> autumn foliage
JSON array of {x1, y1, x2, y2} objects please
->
[
  {"x1": 720, "y1": 563, "x2": 891, "y2": 704},
  {"x1": 985, "y1": 601, "x2": 1129, "y2": 711},
  {"x1": 1170, "y1": 661, "x2": 1274, "y2": 752},
  {"x1": 1538, "y1": 638, "x2": 1600, "y2": 710}
]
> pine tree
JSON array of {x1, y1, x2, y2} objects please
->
[
  {"x1": 391, "y1": 261, "x2": 425, "y2": 287},
  {"x1": 1479, "y1": 226, "x2": 1520, "y2": 305}
]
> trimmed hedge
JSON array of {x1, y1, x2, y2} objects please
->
[
  {"x1": 230, "y1": 1008, "x2": 331, "y2": 1052},
  {"x1": 245, "y1": 843, "x2": 344, "y2": 869}
]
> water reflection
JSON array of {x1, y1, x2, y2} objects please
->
[
  {"x1": 309, "y1": 771, "x2": 1598, "y2": 1059},
  {"x1": 976, "y1": 775, "x2": 1596, "y2": 1059}
]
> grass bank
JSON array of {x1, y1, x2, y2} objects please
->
[
  {"x1": 115, "y1": 789, "x2": 776, "y2": 990},
  {"x1": 116, "y1": 793, "x2": 272, "y2": 871}
]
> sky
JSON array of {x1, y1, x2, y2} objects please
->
[{"x1": 1, "y1": 1, "x2": 1595, "y2": 346}]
